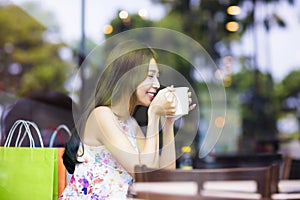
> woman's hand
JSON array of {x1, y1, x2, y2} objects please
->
[
  {"x1": 188, "y1": 91, "x2": 196, "y2": 112},
  {"x1": 148, "y1": 86, "x2": 177, "y2": 117}
]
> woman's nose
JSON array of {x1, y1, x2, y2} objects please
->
[{"x1": 152, "y1": 77, "x2": 160, "y2": 89}]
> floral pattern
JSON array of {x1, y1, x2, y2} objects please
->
[{"x1": 59, "y1": 145, "x2": 134, "y2": 200}]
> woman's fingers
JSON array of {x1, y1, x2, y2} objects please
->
[
  {"x1": 187, "y1": 91, "x2": 196, "y2": 111},
  {"x1": 165, "y1": 91, "x2": 174, "y2": 102},
  {"x1": 164, "y1": 85, "x2": 176, "y2": 103},
  {"x1": 189, "y1": 104, "x2": 196, "y2": 111},
  {"x1": 166, "y1": 85, "x2": 175, "y2": 92},
  {"x1": 154, "y1": 85, "x2": 199, "y2": 116}
]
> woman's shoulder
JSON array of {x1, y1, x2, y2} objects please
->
[
  {"x1": 88, "y1": 106, "x2": 114, "y2": 125},
  {"x1": 84, "y1": 106, "x2": 113, "y2": 145},
  {"x1": 93, "y1": 106, "x2": 112, "y2": 115}
]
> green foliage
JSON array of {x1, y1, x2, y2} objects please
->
[
  {"x1": 108, "y1": 13, "x2": 153, "y2": 37},
  {"x1": 0, "y1": 4, "x2": 72, "y2": 96},
  {"x1": 0, "y1": 5, "x2": 45, "y2": 45},
  {"x1": 106, "y1": 0, "x2": 297, "y2": 153},
  {"x1": 279, "y1": 70, "x2": 300, "y2": 98},
  {"x1": 20, "y1": 61, "x2": 68, "y2": 94},
  {"x1": 227, "y1": 66, "x2": 279, "y2": 148},
  {"x1": 154, "y1": 12, "x2": 183, "y2": 32},
  {"x1": 230, "y1": 68, "x2": 255, "y2": 92}
]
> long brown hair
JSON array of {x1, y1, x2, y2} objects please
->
[{"x1": 94, "y1": 41, "x2": 157, "y2": 113}]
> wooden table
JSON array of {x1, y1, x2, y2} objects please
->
[
  {"x1": 278, "y1": 180, "x2": 300, "y2": 193},
  {"x1": 131, "y1": 181, "x2": 261, "y2": 199},
  {"x1": 131, "y1": 179, "x2": 300, "y2": 200}
]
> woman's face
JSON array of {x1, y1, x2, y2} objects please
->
[{"x1": 135, "y1": 58, "x2": 160, "y2": 107}]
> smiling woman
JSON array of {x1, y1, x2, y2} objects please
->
[{"x1": 60, "y1": 41, "x2": 196, "y2": 199}]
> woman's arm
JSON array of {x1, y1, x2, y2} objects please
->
[
  {"x1": 84, "y1": 106, "x2": 152, "y2": 173},
  {"x1": 159, "y1": 118, "x2": 176, "y2": 169},
  {"x1": 86, "y1": 87, "x2": 177, "y2": 174},
  {"x1": 84, "y1": 106, "x2": 159, "y2": 173},
  {"x1": 137, "y1": 109, "x2": 160, "y2": 168},
  {"x1": 159, "y1": 90, "x2": 196, "y2": 169},
  {"x1": 145, "y1": 86, "x2": 177, "y2": 169}
]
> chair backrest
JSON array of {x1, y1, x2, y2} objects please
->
[
  {"x1": 281, "y1": 156, "x2": 300, "y2": 179},
  {"x1": 281, "y1": 156, "x2": 293, "y2": 179},
  {"x1": 134, "y1": 164, "x2": 280, "y2": 199}
]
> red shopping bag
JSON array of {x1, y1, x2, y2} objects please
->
[{"x1": 47, "y1": 124, "x2": 72, "y2": 196}]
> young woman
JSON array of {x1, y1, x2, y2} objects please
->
[{"x1": 60, "y1": 42, "x2": 196, "y2": 199}]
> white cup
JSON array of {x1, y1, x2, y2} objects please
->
[{"x1": 171, "y1": 87, "x2": 189, "y2": 117}]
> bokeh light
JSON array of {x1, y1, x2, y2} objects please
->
[
  {"x1": 119, "y1": 10, "x2": 129, "y2": 20},
  {"x1": 138, "y1": 8, "x2": 148, "y2": 19},
  {"x1": 215, "y1": 116, "x2": 225, "y2": 128},
  {"x1": 226, "y1": 21, "x2": 239, "y2": 32},
  {"x1": 103, "y1": 24, "x2": 113, "y2": 35},
  {"x1": 227, "y1": 5, "x2": 241, "y2": 16}
]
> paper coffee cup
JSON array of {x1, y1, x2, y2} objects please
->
[{"x1": 172, "y1": 87, "x2": 189, "y2": 117}]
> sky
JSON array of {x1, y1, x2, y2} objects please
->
[
  {"x1": 9, "y1": 0, "x2": 300, "y2": 82},
  {"x1": 233, "y1": 0, "x2": 300, "y2": 82},
  {"x1": 11, "y1": 0, "x2": 166, "y2": 43}
]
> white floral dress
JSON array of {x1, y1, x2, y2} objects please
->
[{"x1": 59, "y1": 117, "x2": 137, "y2": 200}]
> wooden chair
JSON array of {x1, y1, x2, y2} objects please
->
[
  {"x1": 272, "y1": 156, "x2": 300, "y2": 199},
  {"x1": 133, "y1": 164, "x2": 280, "y2": 200},
  {"x1": 281, "y1": 156, "x2": 300, "y2": 180}
]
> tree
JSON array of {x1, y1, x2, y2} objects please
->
[
  {"x1": 275, "y1": 70, "x2": 300, "y2": 117},
  {"x1": 0, "y1": 4, "x2": 72, "y2": 96},
  {"x1": 229, "y1": 67, "x2": 278, "y2": 152},
  {"x1": 151, "y1": 0, "x2": 296, "y2": 153},
  {"x1": 107, "y1": 12, "x2": 154, "y2": 37},
  {"x1": 103, "y1": 0, "x2": 297, "y2": 154},
  {"x1": 276, "y1": 69, "x2": 300, "y2": 141}
]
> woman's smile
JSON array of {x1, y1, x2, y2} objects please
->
[{"x1": 146, "y1": 91, "x2": 156, "y2": 100}]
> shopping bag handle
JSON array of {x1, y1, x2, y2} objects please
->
[
  {"x1": 49, "y1": 124, "x2": 72, "y2": 147},
  {"x1": 43, "y1": 125, "x2": 65, "y2": 146},
  {"x1": 4, "y1": 120, "x2": 44, "y2": 148}
]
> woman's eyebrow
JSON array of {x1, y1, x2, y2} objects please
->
[
  {"x1": 148, "y1": 69, "x2": 158, "y2": 73},
  {"x1": 148, "y1": 70, "x2": 160, "y2": 77}
]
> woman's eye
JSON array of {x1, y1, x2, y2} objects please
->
[{"x1": 148, "y1": 75, "x2": 154, "y2": 78}]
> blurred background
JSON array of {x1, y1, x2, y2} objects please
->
[{"x1": 1, "y1": 0, "x2": 300, "y2": 169}]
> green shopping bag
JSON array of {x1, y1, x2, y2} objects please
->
[
  {"x1": 0, "y1": 120, "x2": 59, "y2": 200},
  {"x1": 0, "y1": 147, "x2": 58, "y2": 200}
]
